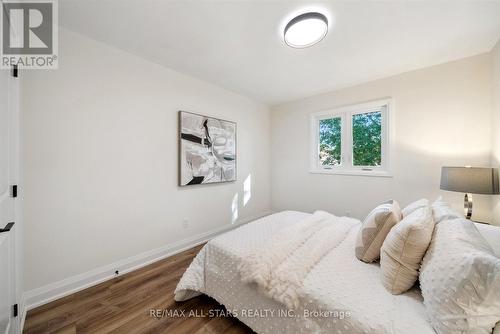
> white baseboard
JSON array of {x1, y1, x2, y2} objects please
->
[{"x1": 22, "y1": 211, "x2": 272, "y2": 320}]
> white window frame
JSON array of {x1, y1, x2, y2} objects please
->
[{"x1": 310, "y1": 98, "x2": 394, "y2": 177}]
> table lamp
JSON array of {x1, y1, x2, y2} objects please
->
[{"x1": 440, "y1": 167, "x2": 499, "y2": 219}]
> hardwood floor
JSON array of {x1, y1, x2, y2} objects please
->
[{"x1": 24, "y1": 245, "x2": 254, "y2": 334}]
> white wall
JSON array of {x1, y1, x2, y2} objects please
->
[
  {"x1": 492, "y1": 40, "x2": 500, "y2": 225},
  {"x1": 22, "y1": 29, "x2": 271, "y2": 292},
  {"x1": 271, "y1": 54, "x2": 493, "y2": 223}
]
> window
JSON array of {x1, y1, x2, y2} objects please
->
[{"x1": 310, "y1": 99, "x2": 392, "y2": 176}]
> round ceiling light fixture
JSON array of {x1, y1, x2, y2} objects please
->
[{"x1": 283, "y1": 12, "x2": 328, "y2": 48}]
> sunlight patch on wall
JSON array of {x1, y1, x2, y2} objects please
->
[
  {"x1": 244, "y1": 174, "x2": 252, "y2": 206},
  {"x1": 231, "y1": 193, "x2": 239, "y2": 224}
]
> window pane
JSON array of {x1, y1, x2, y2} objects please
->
[
  {"x1": 352, "y1": 111, "x2": 382, "y2": 166},
  {"x1": 319, "y1": 117, "x2": 342, "y2": 166}
]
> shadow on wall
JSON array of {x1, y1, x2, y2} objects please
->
[
  {"x1": 491, "y1": 153, "x2": 500, "y2": 225},
  {"x1": 492, "y1": 200, "x2": 500, "y2": 226}
]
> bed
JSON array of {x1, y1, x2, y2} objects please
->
[{"x1": 174, "y1": 211, "x2": 500, "y2": 334}]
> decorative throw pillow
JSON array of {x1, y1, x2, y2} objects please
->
[
  {"x1": 355, "y1": 200, "x2": 401, "y2": 263},
  {"x1": 420, "y1": 219, "x2": 500, "y2": 334},
  {"x1": 431, "y1": 196, "x2": 461, "y2": 224},
  {"x1": 380, "y1": 205, "x2": 434, "y2": 294},
  {"x1": 401, "y1": 198, "x2": 429, "y2": 217}
]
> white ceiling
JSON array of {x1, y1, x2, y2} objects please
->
[{"x1": 60, "y1": 1, "x2": 500, "y2": 105}]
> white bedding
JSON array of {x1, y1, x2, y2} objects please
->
[
  {"x1": 239, "y1": 211, "x2": 358, "y2": 310},
  {"x1": 175, "y1": 211, "x2": 435, "y2": 334}
]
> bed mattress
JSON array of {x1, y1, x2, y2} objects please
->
[{"x1": 175, "y1": 211, "x2": 435, "y2": 334}]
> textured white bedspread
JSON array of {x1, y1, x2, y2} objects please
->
[
  {"x1": 174, "y1": 211, "x2": 435, "y2": 334},
  {"x1": 239, "y1": 211, "x2": 359, "y2": 310}
]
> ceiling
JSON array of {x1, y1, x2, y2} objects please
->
[{"x1": 60, "y1": 1, "x2": 500, "y2": 105}]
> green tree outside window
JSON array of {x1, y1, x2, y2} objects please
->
[
  {"x1": 319, "y1": 117, "x2": 342, "y2": 166},
  {"x1": 352, "y1": 111, "x2": 382, "y2": 166}
]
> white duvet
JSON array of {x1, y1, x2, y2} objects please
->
[
  {"x1": 239, "y1": 211, "x2": 358, "y2": 310},
  {"x1": 174, "y1": 211, "x2": 435, "y2": 334}
]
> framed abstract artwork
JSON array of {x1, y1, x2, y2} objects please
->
[{"x1": 178, "y1": 111, "x2": 237, "y2": 186}]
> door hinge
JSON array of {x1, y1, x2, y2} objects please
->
[
  {"x1": 11, "y1": 65, "x2": 18, "y2": 78},
  {"x1": 13, "y1": 304, "x2": 18, "y2": 317},
  {"x1": 11, "y1": 185, "x2": 17, "y2": 198}
]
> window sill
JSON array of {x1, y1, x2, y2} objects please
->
[{"x1": 309, "y1": 169, "x2": 393, "y2": 178}]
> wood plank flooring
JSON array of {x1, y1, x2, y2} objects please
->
[{"x1": 24, "y1": 245, "x2": 254, "y2": 334}]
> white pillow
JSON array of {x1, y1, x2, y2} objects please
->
[
  {"x1": 401, "y1": 198, "x2": 429, "y2": 217},
  {"x1": 420, "y1": 218, "x2": 500, "y2": 334},
  {"x1": 380, "y1": 205, "x2": 434, "y2": 294},
  {"x1": 476, "y1": 223, "x2": 500, "y2": 257},
  {"x1": 432, "y1": 196, "x2": 461, "y2": 224}
]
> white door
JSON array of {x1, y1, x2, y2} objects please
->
[{"x1": 0, "y1": 67, "x2": 18, "y2": 334}]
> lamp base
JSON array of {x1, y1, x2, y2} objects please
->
[{"x1": 464, "y1": 193, "x2": 473, "y2": 220}]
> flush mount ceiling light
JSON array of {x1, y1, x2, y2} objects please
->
[{"x1": 284, "y1": 12, "x2": 328, "y2": 48}]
